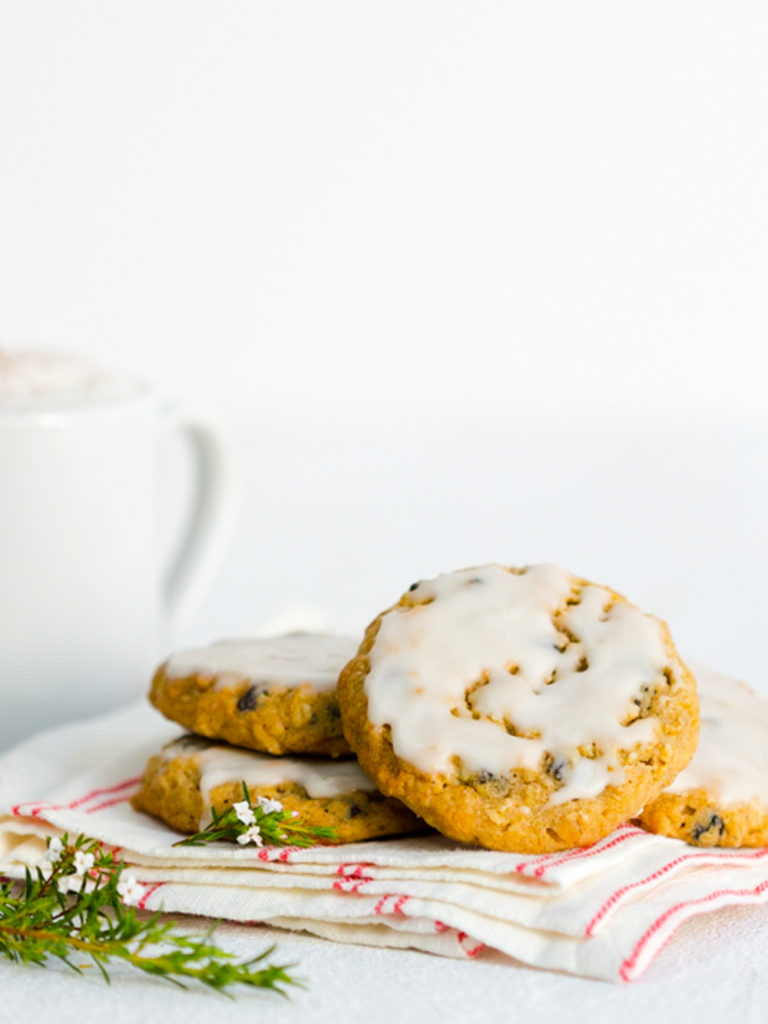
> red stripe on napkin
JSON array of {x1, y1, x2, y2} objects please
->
[
  {"x1": 532, "y1": 825, "x2": 646, "y2": 879},
  {"x1": 137, "y1": 881, "x2": 166, "y2": 910},
  {"x1": 512, "y1": 823, "x2": 642, "y2": 877},
  {"x1": 620, "y1": 878, "x2": 768, "y2": 981},
  {"x1": 11, "y1": 776, "x2": 142, "y2": 819},
  {"x1": 586, "y1": 845, "x2": 768, "y2": 936}
]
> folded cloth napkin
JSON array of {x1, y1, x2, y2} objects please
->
[{"x1": 2, "y1": 703, "x2": 768, "y2": 983}]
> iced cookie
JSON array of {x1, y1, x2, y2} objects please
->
[
  {"x1": 132, "y1": 734, "x2": 426, "y2": 841},
  {"x1": 637, "y1": 666, "x2": 768, "y2": 847},
  {"x1": 337, "y1": 564, "x2": 699, "y2": 853},
  {"x1": 149, "y1": 633, "x2": 355, "y2": 757}
]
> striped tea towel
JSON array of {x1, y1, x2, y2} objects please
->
[{"x1": 2, "y1": 701, "x2": 768, "y2": 983}]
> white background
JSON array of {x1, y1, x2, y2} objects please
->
[
  {"x1": 2, "y1": 4, "x2": 768, "y2": 1018},
  {"x1": 1, "y1": 1, "x2": 767, "y2": 680}
]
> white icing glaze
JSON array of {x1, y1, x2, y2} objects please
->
[
  {"x1": 364, "y1": 564, "x2": 675, "y2": 805},
  {"x1": 162, "y1": 737, "x2": 376, "y2": 825},
  {"x1": 164, "y1": 632, "x2": 358, "y2": 694},
  {"x1": 665, "y1": 665, "x2": 768, "y2": 805}
]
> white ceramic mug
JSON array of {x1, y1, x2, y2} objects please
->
[{"x1": 0, "y1": 372, "x2": 236, "y2": 750}]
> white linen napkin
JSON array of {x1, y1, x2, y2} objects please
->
[{"x1": 2, "y1": 701, "x2": 768, "y2": 983}]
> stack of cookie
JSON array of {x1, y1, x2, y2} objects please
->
[
  {"x1": 132, "y1": 633, "x2": 424, "y2": 842},
  {"x1": 135, "y1": 563, "x2": 768, "y2": 853}
]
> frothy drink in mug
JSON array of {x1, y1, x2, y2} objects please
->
[
  {"x1": 0, "y1": 350, "x2": 236, "y2": 750},
  {"x1": 0, "y1": 349, "x2": 131, "y2": 402}
]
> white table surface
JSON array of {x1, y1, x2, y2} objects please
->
[{"x1": 1, "y1": 899, "x2": 767, "y2": 1024}]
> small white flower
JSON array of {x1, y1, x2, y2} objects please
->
[
  {"x1": 58, "y1": 872, "x2": 96, "y2": 894},
  {"x1": 45, "y1": 837, "x2": 64, "y2": 863},
  {"x1": 233, "y1": 801, "x2": 256, "y2": 826},
  {"x1": 291, "y1": 811, "x2": 299, "y2": 818},
  {"x1": 116, "y1": 874, "x2": 144, "y2": 907},
  {"x1": 256, "y1": 796, "x2": 283, "y2": 815},
  {"x1": 73, "y1": 850, "x2": 95, "y2": 877},
  {"x1": 236, "y1": 825, "x2": 263, "y2": 847}
]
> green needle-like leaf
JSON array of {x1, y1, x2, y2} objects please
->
[
  {"x1": 0, "y1": 833, "x2": 300, "y2": 995},
  {"x1": 174, "y1": 781, "x2": 337, "y2": 849}
]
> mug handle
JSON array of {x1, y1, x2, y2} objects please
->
[{"x1": 161, "y1": 405, "x2": 239, "y2": 634}]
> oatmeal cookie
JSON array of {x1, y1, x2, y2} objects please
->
[
  {"x1": 149, "y1": 633, "x2": 355, "y2": 757},
  {"x1": 132, "y1": 734, "x2": 425, "y2": 841},
  {"x1": 337, "y1": 564, "x2": 699, "y2": 853},
  {"x1": 637, "y1": 666, "x2": 768, "y2": 847}
]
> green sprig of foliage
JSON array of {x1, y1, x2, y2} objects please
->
[
  {"x1": 0, "y1": 834, "x2": 298, "y2": 995},
  {"x1": 175, "y1": 781, "x2": 337, "y2": 849}
]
